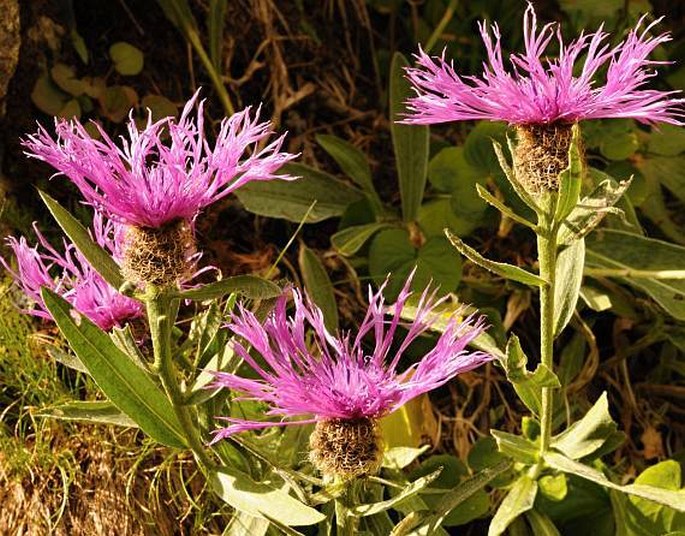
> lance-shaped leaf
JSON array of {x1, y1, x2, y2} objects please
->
[
  {"x1": 554, "y1": 124, "x2": 583, "y2": 222},
  {"x1": 491, "y1": 430, "x2": 539, "y2": 464},
  {"x1": 553, "y1": 238, "x2": 585, "y2": 337},
  {"x1": 558, "y1": 176, "x2": 632, "y2": 245},
  {"x1": 503, "y1": 334, "x2": 560, "y2": 415},
  {"x1": 488, "y1": 475, "x2": 538, "y2": 536},
  {"x1": 298, "y1": 245, "x2": 338, "y2": 332},
  {"x1": 331, "y1": 223, "x2": 392, "y2": 257},
  {"x1": 476, "y1": 184, "x2": 537, "y2": 230},
  {"x1": 495, "y1": 138, "x2": 540, "y2": 212},
  {"x1": 351, "y1": 469, "x2": 441, "y2": 517},
  {"x1": 551, "y1": 392, "x2": 620, "y2": 460},
  {"x1": 544, "y1": 453, "x2": 685, "y2": 511},
  {"x1": 38, "y1": 400, "x2": 139, "y2": 427},
  {"x1": 41, "y1": 288, "x2": 186, "y2": 448},
  {"x1": 391, "y1": 52, "x2": 429, "y2": 222},
  {"x1": 446, "y1": 230, "x2": 545, "y2": 287},
  {"x1": 211, "y1": 468, "x2": 325, "y2": 526},
  {"x1": 177, "y1": 275, "x2": 281, "y2": 301},
  {"x1": 39, "y1": 190, "x2": 124, "y2": 289}
]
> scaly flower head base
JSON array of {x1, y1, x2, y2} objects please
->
[
  {"x1": 514, "y1": 122, "x2": 577, "y2": 194},
  {"x1": 210, "y1": 271, "x2": 493, "y2": 479},
  {"x1": 309, "y1": 418, "x2": 383, "y2": 480},
  {"x1": 121, "y1": 219, "x2": 195, "y2": 287}
]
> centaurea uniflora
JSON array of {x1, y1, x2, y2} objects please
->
[
  {"x1": 23, "y1": 91, "x2": 297, "y2": 288},
  {"x1": 404, "y1": 3, "x2": 684, "y2": 195},
  {"x1": 211, "y1": 273, "x2": 492, "y2": 480},
  {"x1": 1, "y1": 213, "x2": 143, "y2": 331}
]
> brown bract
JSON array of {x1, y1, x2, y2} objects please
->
[
  {"x1": 121, "y1": 219, "x2": 195, "y2": 288},
  {"x1": 309, "y1": 417, "x2": 383, "y2": 480},
  {"x1": 514, "y1": 122, "x2": 577, "y2": 195}
]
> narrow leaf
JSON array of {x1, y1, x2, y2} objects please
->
[
  {"x1": 298, "y1": 245, "x2": 339, "y2": 332},
  {"x1": 491, "y1": 430, "x2": 539, "y2": 464},
  {"x1": 551, "y1": 392, "x2": 617, "y2": 460},
  {"x1": 208, "y1": 0, "x2": 227, "y2": 70},
  {"x1": 553, "y1": 239, "x2": 585, "y2": 337},
  {"x1": 445, "y1": 230, "x2": 545, "y2": 287},
  {"x1": 211, "y1": 468, "x2": 325, "y2": 526},
  {"x1": 526, "y1": 510, "x2": 561, "y2": 536},
  {"x1": 476, "y1": 184, "x2": 537, "y2": 230},
  {"x1": 235, "y1": 163, "x2": 363, "y2": 223},
  {"x1": 39, "y1": 191, "x2": 124, "y2": 289},
  {"x1": 42, "y1": 288, "x2": 186, "y2": 448},
  {"x1": 495, "y1": 139, "x2": 539, "y2": 212},
  {"x1": 316, "y1": 134, "x2": 376, "y2": 196},
  {"x1": 177, "y1": 275, "x2": 281, "y2": 301},
  {"x1": 351, "y1": 469, "x2": 442, "y2": 517},
  {"x1": 488, "y1": 475, "x2": 538, "y2": 536},
  {"x1": 544, "y1": 452, "x2": 685, "y2": 511},
  {"x1": 390, "y1": 53, "x2": 429, "y2": 222},
  {"x1": 331, "y1": 223, "x2": 392, "y2": 256},
  {"x1": 559, "y1": 177, "x2": 632, "y2": 245},
  {"x1": 554, "y1": 124, "x2": 583, "y2": 222},
  {"x1": 38, "y1": 400, "x2": 139, "y2": 427}
]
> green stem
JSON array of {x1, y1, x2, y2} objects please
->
[
  {"x1": 424, "y1": 0, "x2": 459, "y2": 53},
  {"x1": 537, "y1": 220, "x2": 557, "y2": 456},
  {"x1": 147, "y1": 291, "x2": 214, "y2": 471},
  {"x1": 335, "y1": 481, "x2": 361, "y2": 536}
]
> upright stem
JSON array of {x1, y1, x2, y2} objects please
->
[
  {"x1": 537, "y1": 217, "x2": 557, "y2": 456},
  {"x1": 147, "y1": 290, "x2": 214, "y2": 470},
  {"x1": 335, "y1": 481, "x2": 361, "y2": 536}
]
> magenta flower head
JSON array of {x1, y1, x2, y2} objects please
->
[
  {"x1": 404, "y1": 4, "x2": 684, "y2": 194},
  {"x1": 1, "y1": 214, "x2": 143, "y2": 331},
  {"x1": 23, "y1": 91, "x2": 297, "y2": 287},
  {"x1": 210, "y1": 272, "x2": 492, "y2": 479}
]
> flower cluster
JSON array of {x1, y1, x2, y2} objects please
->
[
  {"x1": 403, "y1": 4, "x2": 684, "y2": 126},
  {"x1": 2, "y1": 214, "x2": 143, "y2": 331}
]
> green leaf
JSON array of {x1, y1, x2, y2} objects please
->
[
  {"x1": 382, "y1": 446, "x2": 430, "y2": 470},
  {"x1": 493, "y1": 140, "x2": 539, "y2": 212},
  {"x1": 298, "y1": 245, "x2": 338, "y2": 332},
  {"x1": 211, "y1": 468, "x2": 325, "y2": 526},
  {"x1": 418, "y1": 198, "x2": 481, "y2": 238},
  {"x1": 39, "y1": 191, "x2": 124, "y2": 289},
  {"x1": 559, "y1": 175, "x2": 632, "y2": 245},
  {"x1": 627, "y1": 460, "x2": 685, "y2": 534},
  {"x1": 109, "y1": 42, "x2": 144, "y2": 75},
  {"x1": 177, "y1": 275, "x2": 281, "y2": 301},
  {"x1": 586, "y1": 229, "x2": 685, "y2": 320},
  {"x1": 544, "y1": 453, "x2": 685, "y2": 511},
  {"x1": 31, "y1": 74, "x2": 70, "y2": 115},
  {"x1": 553, "y1": 239, "x2": 585, "y2": 337},
  {"x1": 539, "y1": 474, "x2": 568, "y2": 502},
  {"x1": 502, "y1": 334, "x2": 560, "y2": 415},
  {"x1": 554, "y1": 124, "x2": 583, "y2": 222},
  {"x1": 648, "y1": 124, "x2": 685, "y2": 156},
  {"x1": 235, "y1": 163, "x2": 364, "y2": 223},
  {"x1": 369, "y1": 229, "x2": 462, "y2": 300},
  {"x1": 445, "y1": 230, "x2": 545, "y2": 287},
  {"x1": 352, "y1": 469, "x2": 441, "y2": 517},
  {"x1": 407, "y1": 459, "x2": 512, "y2": 535},
  {"x1": 316, "y1": 134, "x2": 376, "y2": 197},
  {"x1": 600, "y1": 131, "x2": 639, "y2": 161},
  {"x1": 41, "y1": 289, "x2": 186, "y2": 448},
  {"x1": 526, "y1": 510, "x2": 561, "y2": 536},
  {"x1": 141, "y1": 94, "x2": 178, "y2": 121},
  {"x1": 331, "y1": 223, "x2": 392, "y2": 256},
  {"x1": 51, "y1": 63, "x2": 86, "y2": 96},
  {"x1": 207, "y1": 0, "x2": 227, "y2": 70},
  {"x1": 38, "y1": 400, "x2": 139, "y2": 427},
  {"x1": 551, "y1": 392, "x2": 617, "y2": 460},
  {"x1": 476, "y1": 184, "x2": 536, "y2": 230},
  {"x1": 488, "y1": 475, "x2": 538, "y2": 536},
  {"x1": 491, "y1": 430, "x2": 539, "y2": 464},
  {"x1": 463, "y1": 122, "x2": 507, "y2": 175},
  {"x1": 390, "y1": 53, "x2": 429, "y2": 222}
]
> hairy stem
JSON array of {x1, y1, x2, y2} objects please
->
[
  {"x1": 147, "y1": 290, "x2": 214, "y2": 470},
  {"x1": 537, "y1": 218, "x2": 557, "y2": 455}
]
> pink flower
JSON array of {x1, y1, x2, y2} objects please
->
[
  {"x1": 403, "y1": 4, "x2": 684, "y2": 126},
  {"x1": 210, "y1": 273, "x2": 492, "y2": 441},
  {"x1": 23, "y1": 91, "x2": 297, "y2": 228},
  {"x1": 2, "y1": 214, "x2": 143, "y2": 331}
]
